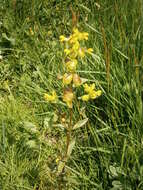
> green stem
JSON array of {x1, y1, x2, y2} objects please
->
[
  {"x1": 66, "y1": 108, "x2": 72, "y2": 156},
  {"x1": 59, "y1": 108, "x2": 73, "y2": 190}
]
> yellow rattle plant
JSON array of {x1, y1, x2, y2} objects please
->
[{"x1": 44, "y1": 23, "x2": 102, "y2": 187}]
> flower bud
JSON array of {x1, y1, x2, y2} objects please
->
[
  {"x1": 63, "y1": 73, "x2": 73, "y2": 85},
  {"x1": 63, "y1": 89, "x2": 74, "y2": 108},
  {"x1": 66, "y1": 59, "x2": 77, "y2": 72},
  {"x1": 73, "y1": 74, "x2": 81, "y2": 87}
]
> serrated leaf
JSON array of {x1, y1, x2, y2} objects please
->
[
  {"x1": 67, "y1": 139, "x2": 76, "y2": 157},
  {"x1": 73, "y1": 118, "x2": 88, "y2": 130}
]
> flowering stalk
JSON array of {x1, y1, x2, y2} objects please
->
[{"x1": 44, "y1": 27, "x2": 102, "y2": 182}]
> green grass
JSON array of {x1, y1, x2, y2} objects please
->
[{"x1": 0, "y1": 0, "x2": 143, "y2": 189}]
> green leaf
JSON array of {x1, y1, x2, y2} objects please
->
[
  {"x1": 2, "y1": 33, "x2": 16, "y2": 46},
  {"x1": 57, "y1": 161, "x2": 65, "y2": 175},
  {"x1": 109, "y1": 165, "x2": 118, "y2": 177},
  {"x1": 73, "y1": 118, "x2": 88, "y2": 130},
  {"x1": 67, "y1": 139, "x2": 76, "y2": 157},
  {"x1": 110, "y1": 180, "x2": 123, "y2": 190},
  {"x1": 108, "y1": 165, "x2": 125, "y2": 178},
  {"x1": 24, "y1": 121, "x2": 38, "y2": 133},
  {"x1": 26, "y1": 140, "x2": 37, "y2": 148}
]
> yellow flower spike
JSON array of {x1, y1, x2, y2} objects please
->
[
  {"x1": 44, "y1": 90, "x2": 58, "y2": 103},
  {"x1": 73, "y1": 74, "x2": 81, "y2": 87},
  {"x1": 63, "y1": 89, "x2": 74, "y2": 108},
  {"x1": 69, "y1": 34, "x2": 78, "y2": 44},
  {"x1": 72, "y1": 41, "x2": 80, "y2": 51},
  {"x1": 63, "y1": 73, "x2": 73, "y2": 85},
  {"x1": 66, "y1": 59, "x2": 78, "y2": 72},
  {"x1": 87, "y1": 48, "x2": 93, "y2": 54},
  {"x1": 59, "y1": 35, "x2": 69, "y2": 42},
  {"x1": 70, "y1": 28, "x2": 79, "y2": 42},
  {"x1": 81, "y1": 94, "x2": 90, "y2": 101},
  {"x1": 64, "y1": 48, "x2": 71, "y2": 56}
]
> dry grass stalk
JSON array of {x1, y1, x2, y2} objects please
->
[{"x1": 100, "y1": 20, "x2": 111, "y2": 91}]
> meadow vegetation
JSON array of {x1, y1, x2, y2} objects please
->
[{"x1": 0, "y1": 0, "x2": 143, "y2": 189}]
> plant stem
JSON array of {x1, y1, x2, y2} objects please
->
[
  {"x1": 66, "y1": 108, "x2": 72, "y2": 156},
  {"x1": 59, "y1": 108, "x2": 73, "y2": 189}
]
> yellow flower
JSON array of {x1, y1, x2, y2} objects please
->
[
  {"x1": 69, "y1": 28, "x2": 89, "y2": 44},
  {"x1": 84, "y1": 83, "x2": 95, "y2": 93},
  {"x1": 59, "y1": 35, "x2": 69, "y2": 42},
  {"x1": 90, "y1": 90, "x2": 102, "y2": 99},
  {"x1": 64, "y1": 48, "x2": 71, "y2": 56},
  {"x1": 72, "y1": 28, "x2": 89, "y2": 41},
  {"x1": 69, "y1": 36, "x2": 77, "y2": 44},
  {"x1": 66, "y1": 59, "x2": 78, "y2": 72},
  {"x1": 63, "y1": 89, "x2": 74, "y2": 108},
  {"x1": 62, "y1": 73, "x2": 81, "y2": 87},
  {"x1": 56, "y1": 158, "x2": 60, "y2": 163},
  {"x1": 71, "y1": 41, "x2": 80, "y2": 51},
  {"x1": 82, "y1": 83, "x2": 102, "y2": 101},
  {"x1": 86, "y1": 48, "x2": 93, "y2": 54},
  {"x1": 63, "y1": 41, "x2": 79, "y2": 58},
  {"x1": 81, "y1": 94, "x2": 90, "y2": 101},
  {"x1": 63, "y1": 73, "x2": 73, "y2": 85},
  {"x1": 81, "y1": 32, "x2": 89, "y2": 40},
  {"x1": 69, "y1": 33, "x2": 78, "y2": 44},
  {"x1": 44, "y1": 91, "x2": 58, "y2": 103}
]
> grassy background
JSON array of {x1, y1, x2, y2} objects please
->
[{"x1": 0, "y1": 0, "x2": 143, "y2": 189}]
